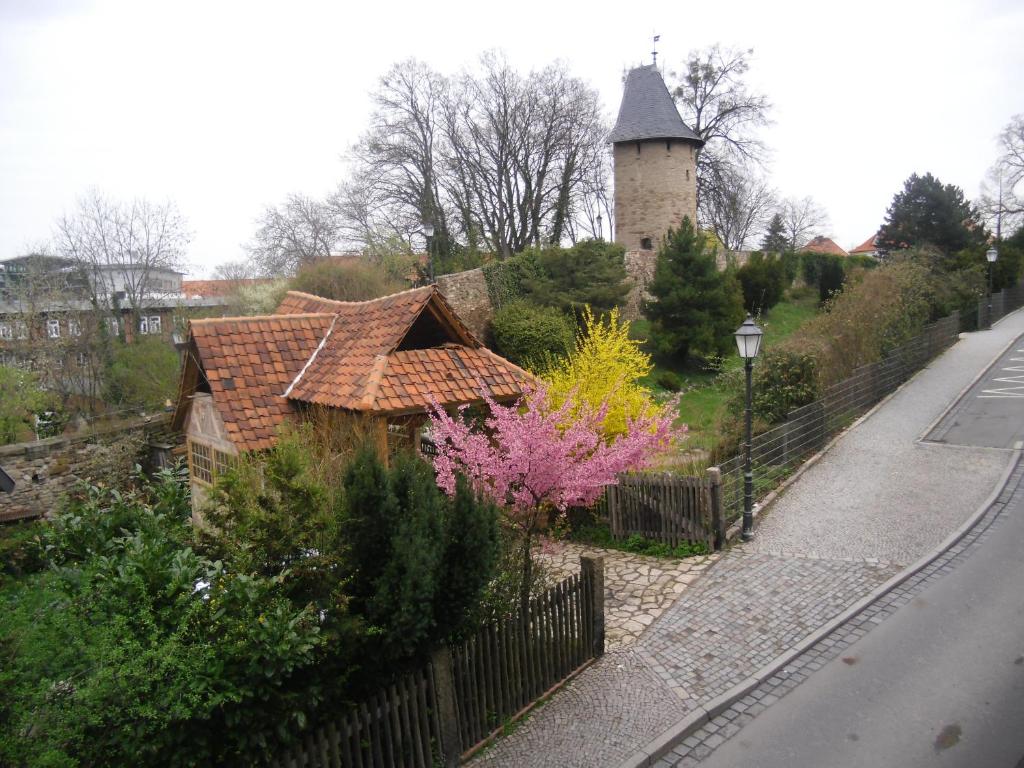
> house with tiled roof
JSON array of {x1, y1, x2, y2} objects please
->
[
  {"x1": 801, "y1": 236, "x2": 849, "y2": 257},
  {"x1": 849, "y1": 234, "x2": 880, "y2": 258},
  {"x1": 172, "y1": 285, "x2": 530, "y2": 508}
]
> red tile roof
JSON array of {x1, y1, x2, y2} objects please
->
[
  {"x1": 181, "y1": 286, "x2": 527, "y2": 452},
  {"x1": 801, "y1": 236, "x2": 849, "y2": 256},
  {"x1": 849, "y1": 234, "x2": 879, "y2": 255},
  {"x1": 189, "y1": 313, "x2": 335, "y2": 451}
]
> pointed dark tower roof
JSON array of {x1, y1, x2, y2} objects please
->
[{"x1": 608, "y1": 64, "x2": 703, "y2": 145}]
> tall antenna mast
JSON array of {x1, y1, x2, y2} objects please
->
[{"x1": 651, "y1": 34, "x2": 660, "y2": 66}]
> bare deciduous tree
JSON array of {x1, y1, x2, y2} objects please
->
[
  {"x1": 700, "y1": 165, "x2": 777, "y2": 250},
  {"x1": 780, "y1": 196, "x2": 831, "y2": 251},
  {"x1": 55, "y1": 190, "x2": 190, "y2": 313},
  {"x1": 978, "y1": 114, "x2": 1024, "y2": 239},
  {"x1": 334, "y1": 54, "x2": 610, "y2": 258},
  {"x1": 670, "y1": 45, "x2": 772, "y2": 225},
  {"x1": 247, "y1": 193, "x2": 342, "y2": 276}
]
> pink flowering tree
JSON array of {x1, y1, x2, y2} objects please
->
[{"x1": 427, "y1": 382, "x2": 685, "y2": 611}]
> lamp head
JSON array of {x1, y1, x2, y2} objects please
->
[{"x1": 734, "y1": 315, "x2": 764, "y2": 360}]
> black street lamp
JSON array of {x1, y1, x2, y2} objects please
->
[
  {"x1": 596, "y1": 213, "x2": 603, "y2": 240},
  {"x1": 423, "y1": 221, "x2": 436, "y2": 284},
  {"x1": 734, "y1": 315, "x2": 764, "y2": 541},
  {"x1": 986, "y1": 246, "x2": 998, "y2": 329}
]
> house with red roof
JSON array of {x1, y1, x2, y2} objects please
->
[
  {"x1": 172, "y1": 285, "x2": 530, "y2": 509},
  {"x1": 801, "y1": 236, "x2": 849, "y2": 257},
  {"x1": 849, "y1": 234, "x2": 880, "y2": 259}
]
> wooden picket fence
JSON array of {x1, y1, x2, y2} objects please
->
[
  {"x1": 603, "y1": 472, "x2": 719, "y2": 550},
  {"x1": 269, "y1": 557, "x2": 605, "y2": 768}
]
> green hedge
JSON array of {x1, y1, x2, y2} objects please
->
[{"x1": 489, "y1": 300, "x2": 575, "y2": 369}]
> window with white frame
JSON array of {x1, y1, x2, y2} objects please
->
[
  {"x1": 76, "y1": 351, "x2": 89, "y2": 366},
  {"x1": 69, "y1": 318, "x2": 81, "y2": 336},
  {"x1": 14, "y1": 321, "x2": 28, "y2": 339},
  {"x1": 46, "y1": 319, "x2": 60, "y2": 338},
  {"x1": 139, "y1": 315, "x2": 161, "y2": 334},
  {"x1": 0, "y1": 322, "x2": 10, "y2": 340}
]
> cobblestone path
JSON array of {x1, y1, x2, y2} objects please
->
[
  {"x1": 536, "y1": 541, "x2": 719, "y2": 649},
  {"x1": 469, "y1": 313, "x2": 1024, "y2": 768}
]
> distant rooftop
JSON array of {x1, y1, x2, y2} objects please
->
[
  {"x1": 608, "y1": 65, "x2": 703, "y2": 145},
  {"x1": 802, "y1": 236, "x2": 850, "y2": 257}
]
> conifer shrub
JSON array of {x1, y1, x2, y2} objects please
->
[
  {"x1": 736, "y1": 252, "x2": 788, "y2": 315},
  {"x1": 489, "y1": 299, "x2": 576, "y2": 369}
]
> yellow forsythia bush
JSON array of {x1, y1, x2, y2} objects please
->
[{"x1": 543, "y1": 306, "x2": 664, "y2": 439}]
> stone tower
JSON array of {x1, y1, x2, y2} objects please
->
[{"x1": 610, "y1": 65, "x2": 703, "y2": 252}]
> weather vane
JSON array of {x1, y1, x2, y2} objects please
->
[{"x1": 652, "y1": 34, "x2": 660, "y2": 65}]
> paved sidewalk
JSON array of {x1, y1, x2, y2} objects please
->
[{"x1": 469, "y1": 314, "x2": 1024, "y2": 768}]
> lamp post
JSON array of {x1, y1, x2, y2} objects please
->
[
  {"x1": 596, "y1": 213, "x2": 603, "y2": 240},
  {"x1": 734, "y1": 315, "x2": 764, "y2": 541},
  {"x1": 423, "y1": 221, "x2": 436, "y2": 284},
  {"x1": 986, "y1": 247, "x2": 998, "y2": 329}
]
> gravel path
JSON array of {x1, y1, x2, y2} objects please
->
[{"x1": 469, "y1": 313, "x2": 1024, "y2": 768}]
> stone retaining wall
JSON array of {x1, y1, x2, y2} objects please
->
[
  {"x1": 0, "y1": 414, "x2": 178, "y2": 523},
  {"x1": 435, "y1": 268, "x2": 493, "y2": 340}
]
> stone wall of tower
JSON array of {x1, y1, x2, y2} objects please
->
[{"x1": 613, "y1": 139, "x2": 698, "y2": 253}]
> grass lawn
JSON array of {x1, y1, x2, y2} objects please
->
[{"x1": 633, "y1": 288, "x2": 820, "y2": 457}]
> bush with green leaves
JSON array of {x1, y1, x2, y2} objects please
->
[
  {"x1": 736, "y1": 252, "x2": 788, "y2": 315},
  {"x1": 0, "y1": 465, "x2": 327, "y2": 767},
  {"x1": 342, "y1": 448, "x2": 499, "y2": 664},
  {"x1": 0, "y1": 365, "x2": 53, "y2": 444},
  {"x1": 522, "y1": 239, "x2": 630, "y2": 317},
  {"x1": 489, "y1": 299, "x2": 576, "y2": 369},
  {"x1": 645, "y1": 217, "x2": 745, "y2": 363},
  {"x1": 481, "y1": 251, "x2": 543, "y2": 309},
  {"x1": 104, "y1": 335, "x2": 181, "y2": 411}
]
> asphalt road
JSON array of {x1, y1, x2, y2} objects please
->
[
  {"x1": 927, "y1": 331, "x2": 1024, "y2": 448},
  {"x1": 698, "y1": 485, "x2": 1024, "y2": 768}
]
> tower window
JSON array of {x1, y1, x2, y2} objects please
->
[
  {"x1": 641, "y1": 237, "x2": 653, "y2": 250},
  {"x1": 666, "y1": 140, "x2": 672, "y2": 151},
  {"x1": 686, "y1": 170, "x2": 690, "y2": 181},
  {"x1": 636, "y1": 142, "x2": 642, "y2": 154}
]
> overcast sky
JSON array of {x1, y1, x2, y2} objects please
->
[{"x1": 1, "y1": 0, "x2": 1022, "y2": 277}]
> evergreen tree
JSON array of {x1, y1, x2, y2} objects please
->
[
  {"x1": 760, "y1": 213, "x2": 788, "y2": 253},
  {"x1": 523, "y1": 239, "x2": 630, "y2": 317},
  {"x1": 736, "y1": 252, "x2": 787, "y2": 315},
  {"x1": 434, "y1": 475, "x2": 499, "y2": 639},
  {"x1": 645, "y1": 217, "x2": 745, "y2": 362},
  {"x1": 341, "y1": 445, "x2": 399, "y2": 614},
  {"x1": 370, "y1": 452, "x2": 446, "y2": 661},
  {"x1": 877, "y1": 172, "x2": 986, "y2": 256}
]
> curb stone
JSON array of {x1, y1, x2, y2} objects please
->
[{"x1": 620, "y1": 443, "x2": 1023, "y2": 768}]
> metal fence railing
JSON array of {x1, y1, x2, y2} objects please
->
[{"x1": 716, "y1": 311, "x2": 962, "y2": 526}]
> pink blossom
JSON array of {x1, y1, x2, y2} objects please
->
[{"x1": 426, "y1": 382, "x2": 685, "y2": 516}]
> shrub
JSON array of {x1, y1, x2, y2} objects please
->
[
  {"x1": 1, "y1": 466, "x2": 328, "y2": 767},
  {"x1": 655, "y1": 370, "x2": 683, "y2": 392},
  {"x1": 523, "y1": 239, "x2": 630, "y2": 316},
  {"x1": 736, "y1": 252, "x2": 787, "y2": 315},
  {"x1": 0, "y1": 365, "x2": 51, "y2": 444},
  {"x1": 490, "y1": 300, "x2": 576, "y2": 369},
  {"x1": 747, "y1": 345, "x2": 820, "y2": 424},
  {"x1": 542, "y1": 306, "x2": 660, "y2": 439},
  {"x1": 482, "y1": 251, "x2": 543, "y2": 309},
  {"x1": 290, "y1": 258, "x2": 405, "y2": 302},
  {"x1": 818, "y1": 255, "x2": 846, "y2": 303},
  {"x1": 103, "y1": 335, "x2": 180, "y2": 411}
]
